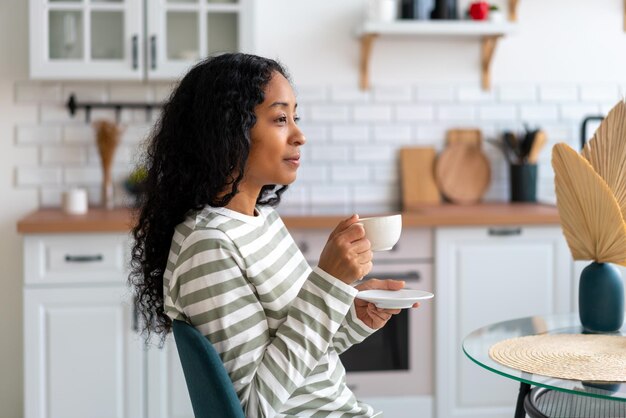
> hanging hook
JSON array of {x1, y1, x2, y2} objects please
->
[
  {"x1": 85, "y1": 106, "x2": 92, "y2": 123},
  {"x1": 67, "y1": 94, "x2": 77, "y2": 116},
  {"x1": 115, "y1": 105, "x2": 122, "y2": 124}
]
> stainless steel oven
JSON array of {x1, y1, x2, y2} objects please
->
[
  {"x1": 292, "y1": 228, "x2": 434, "y2": 399},
  {"x1": 341, "y1": 260, "x2": 433, "y2": 398}
]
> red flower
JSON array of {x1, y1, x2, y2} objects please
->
[{"x1": 469, "y1": 1, "x2": 490, "y2": 20}]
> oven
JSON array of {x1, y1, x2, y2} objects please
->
[{"x1": 292, "y1": 228, "x2": 434, "y2": 399}]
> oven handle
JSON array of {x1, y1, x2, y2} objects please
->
[{"x1": 365, "y1": 271, "x2": 420, "y2": 281}]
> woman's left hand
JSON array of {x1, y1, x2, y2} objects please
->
[{"x1": 354, "y1": 279, "x2": 419, "y2": 329}]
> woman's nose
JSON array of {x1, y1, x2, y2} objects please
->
[{"x1": 290, "y1": 125, "x2": 306, "y2": 146}]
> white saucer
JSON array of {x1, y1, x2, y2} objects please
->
[{"x1": 356, "y1": 289, "x2": 434, "y2": 309}]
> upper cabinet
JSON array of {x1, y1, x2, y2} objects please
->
[{"x1": 29, "y1": 0, "x2": 254, "y2": 80}]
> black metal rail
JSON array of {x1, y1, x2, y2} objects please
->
[{"x1": 66, "y1": 94, "x2": 164, "y2": 123}]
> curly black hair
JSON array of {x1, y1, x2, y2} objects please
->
[{"x1": 129, "y1": 53, "x2": 291, "y2": 340}]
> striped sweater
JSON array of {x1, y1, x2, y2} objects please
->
[{"x1": 164, "y1": 205, "x2": 381, "y2": 417}]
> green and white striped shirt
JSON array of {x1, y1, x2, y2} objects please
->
[{"x1": 164, "y1": 205, "x2": 381, "y2": 417}]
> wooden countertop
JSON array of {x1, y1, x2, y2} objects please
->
[{"x1": 17, "y1": 203, "x2": 561, "y2": 234}]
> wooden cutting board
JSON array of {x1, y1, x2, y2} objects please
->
[
  {"x1": 446, "y1": 128, "x2": 482, "y2": 147},
  {"x1": 435, "y1": 141, "x2": 491, "y2": 205},
  {"x1": 400, "y1": 147, "x2": 440, "y2": 209}
]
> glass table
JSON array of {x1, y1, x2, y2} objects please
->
[{"x1": 463, "y1": 313, "x2": 626, "y2": 418}]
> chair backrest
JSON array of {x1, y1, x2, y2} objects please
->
[{"x1": 172, "y1": 319, "x2": 245, "y2": 418}]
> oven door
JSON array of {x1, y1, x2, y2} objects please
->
[{"x1": 340, "y1": 262, "x2": 433, "y2": 398}]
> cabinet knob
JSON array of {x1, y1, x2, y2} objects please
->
[{"x1": 132, "y1": 296, "x2": 139, "y2": 333}]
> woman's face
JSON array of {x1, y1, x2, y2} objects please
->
[{"x1": 245, "y1": 72, "x2": 306, "y2": 188}]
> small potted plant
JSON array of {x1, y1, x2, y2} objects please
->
[
  {"x1": 488, "y1": 4, "x2": 505, "y2": 22},
  {"x1": 124, "y1": 166, "x2": 148, "y2": 206}
]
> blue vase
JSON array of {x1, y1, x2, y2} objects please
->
[{"x1": 579, "y1": 262, "x2": 624, "y2": 333}]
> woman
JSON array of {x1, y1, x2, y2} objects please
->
[{"x1": 130, "y1": 53, "x2": 411, "y2": 417}]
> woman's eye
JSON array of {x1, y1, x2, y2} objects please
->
[
  {"x1": 294, "y1": 115, "x2": 300, "y2": 123},
  {"x1": 276, "y1": 116, "x2": 287, "y2": 124}
]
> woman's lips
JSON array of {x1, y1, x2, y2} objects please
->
[{"x1": 284, "y1": 156, "x2": 300, "y2": 167}]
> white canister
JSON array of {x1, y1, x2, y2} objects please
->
[
  {"x1": 62, "y1": 188, "x2": 88, "y2": 215},
  {"x1": 368, "y1": 0, "x2": 398, "y2": 22}
]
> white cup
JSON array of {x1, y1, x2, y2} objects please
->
[
  {"x1": 367, "y1": 0, "x2": 398, "y2": 22},
  {"x1": 358, "y1": 214, "x2": 402, "y2": 251},
  {"x1": 62, "y1": 188, "x2": 88, "y2": 215}
]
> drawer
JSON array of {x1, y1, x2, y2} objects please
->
[
  {"x1": 24, "y1": 233, "x2": 130, "y2": 285},
  {"x1": 290, "y1": 227, "x2": 433, "y2": 263}
]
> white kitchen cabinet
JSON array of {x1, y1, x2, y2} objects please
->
[
  {"x1": 24, "y1": 286, "x2": 144, "y2": 418},
  {"x1": 435, "y1": 226, "x2": 572, "y2": 418},
  {"x1": 22, "y1": 233, "x2": 193, "y2": 418},
  {"x1": 147, "y1": 337, "x2": 194, "y2": 418},
  {"x1": 29, "y1": 0, "x2": 254, "y2": 80}
]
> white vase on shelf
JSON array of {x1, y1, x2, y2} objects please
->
[
  {"x1": 489, "y1": 9, "x2": 504, "y2": 22},
  {"x1": 368, "y1": 0, "x2": 398, "y2": 22}
]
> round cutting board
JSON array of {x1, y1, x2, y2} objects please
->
[{"x1": 435, "y1": 142, "x2": 491, "y2": 205}]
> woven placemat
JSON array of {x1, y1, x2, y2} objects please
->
[{"x1": 489, "y1": 334, "x2": 626, "y2": 382}]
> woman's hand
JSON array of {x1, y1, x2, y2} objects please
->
[
  {"x1": 318, "y1": 215, "x2": 372, "y2": 285},
  {"x1": 354, "y1": 279, "x2": 420, "y2": 329}
]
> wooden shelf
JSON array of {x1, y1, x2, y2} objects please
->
[
  {"x1": 356, "y1": 0, "x2": 520, "y2": 91},
  {"x1": 357, "y1": 21, "x2": 517, "y2": 91},
  {"x1": 356, "y1": 20, "x2": 516, "y2": 37}
]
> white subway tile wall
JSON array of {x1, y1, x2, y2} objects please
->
[{"x1": 13, "y1": 81, "x2": 613, "y2": 214}]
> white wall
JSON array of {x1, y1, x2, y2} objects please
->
[
  {"x1": 255, "y1": 0, "x2": 626, "y2": 84},
  {"x1": 1, "y1": 1, "x2": 626, "y2": 417},
  {"x1": 0, "y1": 1, "x2": 38, "y2": 416}
]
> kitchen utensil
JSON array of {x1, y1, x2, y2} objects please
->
[
  {"x1": 94, "y1": 119, "x2": 123, "y2": 209},
  {"x1": 527, "y1": 130, "x2": 547, "y2": 163},
  {"x1": 487, "y1": 139, "x2": 512, "y2": 164},
  {"x1": 357, "y1": 289, "x2": 434, "y2": 309},
  {"x1": 520, "y1": 124, "x2": 540, "y2": 162},
  {"x1": 435, "y1": 138, "x2": 491, "y2": 205},
  {"x1": 503, "y1": 131, "x2": 521, "y2": 162},
  {"x1": 446, "y1": 128, "x2": 482, "y2": 147},
  {"x1": 400, "y1": 147, "x2": 440, "y2": 209}
]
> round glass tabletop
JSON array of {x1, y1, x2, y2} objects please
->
[{"x1": 462, "y1": 313, "x2": 626, "y2": 402}]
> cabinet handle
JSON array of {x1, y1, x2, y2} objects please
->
[
  {"x1": 64, "y1": 254, "x2": 104, "y2": 263},
  {"x1": 150, "y1": 35, "x2": 157, "y2": 70},
  {"x1": 131, "y1": 34, "x2": 138, "y2": 70},
  {"x1": 488, "y1": 227, "x2": 522, "y2": 237},
  {"x1": 132, "y1": 296, "x2": 139, "y2": 333}
]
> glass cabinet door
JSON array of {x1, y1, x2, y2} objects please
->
[
  {"x1": 147, "y1": 0, "x2": 251, "y2": 80},
  {"x1": 30, "y1": 0, "x2": 143, "y2": 79}
]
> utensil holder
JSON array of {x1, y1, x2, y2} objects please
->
[{"x1": 510, "y1": 163, "x2": 537, "y2": 202}]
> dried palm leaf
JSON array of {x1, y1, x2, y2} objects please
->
[
  {"x1": 582, "y1": 100, "x2": 626, "y2": 220},
  {"x1": 552, "y1": 143, "x2": 626, "y2": 265}
]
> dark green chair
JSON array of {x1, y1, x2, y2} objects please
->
[{"x1": 172, "y1": 319, "x2": 245, "y2": 418}]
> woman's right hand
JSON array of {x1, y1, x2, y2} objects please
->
[{"x1": 317, "y1": 214, "x2": 373, "y2": 285}]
